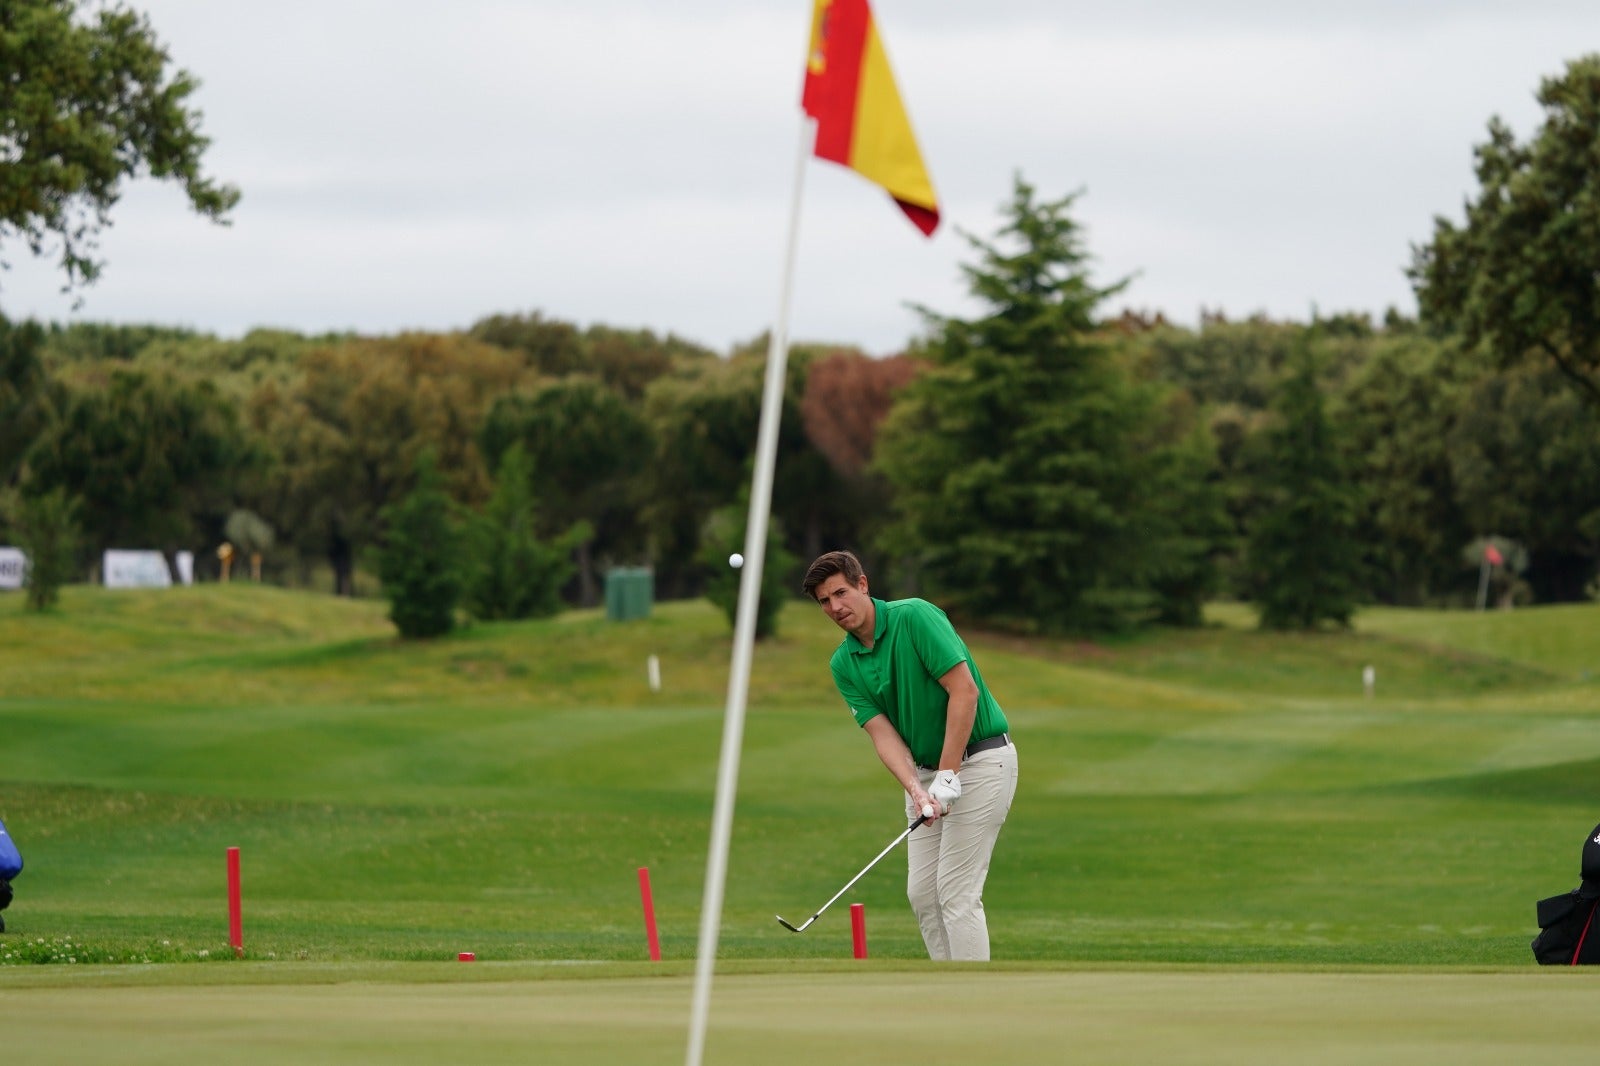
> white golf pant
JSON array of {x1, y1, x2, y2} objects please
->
[{"x1": 903, "y1": 741, "x2": 1018, "y2": 961}]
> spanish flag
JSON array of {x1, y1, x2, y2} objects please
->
[{"x1": 802, "y1": 0, "x2": 939, "y2": 236}]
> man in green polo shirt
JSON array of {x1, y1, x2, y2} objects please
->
[{"x1": 801, "y1": 549, "x2": 1019, "y2": 961}]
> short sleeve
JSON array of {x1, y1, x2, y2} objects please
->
[
  {"x1": 904, "y1": 600, "x2": 967, "y2": 680},
  {"x1": 830, "y1": 652, "x2": 883, "y2": 727}
]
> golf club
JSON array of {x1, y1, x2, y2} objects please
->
[{"x1": 776, "y1": 807, "x2": 932, "y2": 933}]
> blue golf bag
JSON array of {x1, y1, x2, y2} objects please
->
[{"x1": 0, "y1": 815, "x2": 21, "y2": 931}]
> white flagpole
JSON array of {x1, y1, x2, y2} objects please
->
[{"x1": 684, "y1": 114, "x2": 814, "y2": 1066}]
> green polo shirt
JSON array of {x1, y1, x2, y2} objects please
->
[{"x1": 829, "y1": 597, "x2": 1009, "y2": 769}]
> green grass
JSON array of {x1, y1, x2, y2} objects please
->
[
  {"x1": 3, "y1": 966, "x2": 1596, "y2": 1065},
  {"x1": 1, "y1": 586, "x2": 1598, "y2": 1058}
]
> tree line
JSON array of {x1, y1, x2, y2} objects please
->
[{"x1": 3, "y1": 171, "x2": 1599, "y2": 634}]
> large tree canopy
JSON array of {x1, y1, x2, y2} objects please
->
[
  {"x1": 1409, "y1": 54, "x2": 1600, "y2": 406},
  {"x1": 875, "y1": 177, "x2": 1223, "y2": 633},
  {"x1": 0, "y1": 0, "x2": 238, "y2": 293}
]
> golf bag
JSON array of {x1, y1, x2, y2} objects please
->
[
  {"x1": 0, "y1": 815, "x2": 20, "y2": 932},
  {"x1": 1530, "y1": 820, "x2": 1600, "y2": 965}
]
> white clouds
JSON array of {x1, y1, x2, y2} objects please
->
[{"x1": 2, "y1": 1, "x2": 1593, "y2": 350}]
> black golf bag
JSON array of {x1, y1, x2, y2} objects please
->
[
  {"x1": 0, "y1": 815, "x2": 21, "y2": 934},
  {"x1": 1530, "y1": 820, "x2": 1600, "y2": 965}
]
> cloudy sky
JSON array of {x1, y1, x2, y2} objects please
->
[{"x1": 4, "y1": 1, "x2": 1594, "y2": 354}]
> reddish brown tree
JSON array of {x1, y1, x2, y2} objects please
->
[{"x1": 800, "y1": 351, "x2": 925, "y2": 482}]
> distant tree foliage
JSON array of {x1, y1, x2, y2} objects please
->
[
  {"x1": 801, "y1": 350, "x2": 924, "y2": 483},
  {"x1": 480, "y1": 377, "x2": 653, "y2": 606},
  {"x1": 0, "y1": 315, "x2": 50, "y2": 487},
  {"x1": 469, "y1": 311, "x2": 715, "y2": 399},
  {"x1": 15, "y1": 487, "x2": 79, "y2": 610},
  {"x1": 698, "y1": 486, "x2": 797, "y2": 640},
  {"x1": 379, "y1": 451, "x2": 461, "y2": 639},
  {"x1": 641, "y1": 352, "x2": 830, "y2": 597},
  {"x1": 1410, "y1": 54, "x2": 1600, "y2": 406},
  {"x1": 25, "y1": 369, "x2": 253, "y2": 559},
  {"x1": 247, "y1": 333, "x2": 524, "y2": 595},
  {"x1": 1338, "y1": 335, "x2": 1478, "y2": 605},
  {"x1": 1245, "y1": 340, "x2": 1365, "y2": 630},
  {"x1": 1446, "y1": 363, "x2": 1600, "y2": 602},
  {"x1": 0, "y1": 0, "x2": 238, "y2": 293},
  {"x1": 460, "y1": 443, "x2": 583, "y2": 622}
]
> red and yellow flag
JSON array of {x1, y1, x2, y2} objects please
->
[{"x1": 801, "y1": 0, "x2": 939, "y2": 236}]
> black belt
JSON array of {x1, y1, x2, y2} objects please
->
[{"x1": 920, "y1": 732, "x2": 1010, "y2": 771}]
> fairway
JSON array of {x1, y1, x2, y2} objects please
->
[
  {"x1": 3, "y1": 586, "x2": 1599, "y2": 1060},
  {"x1": 1, "y1": 964, "x2": 1594, "y2": 1065}
]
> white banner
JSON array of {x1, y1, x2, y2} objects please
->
[
  {"x1": 103, "y1": 550, "x2": 173, "y2": 589},
  {"x1": 0, "y1": 547, "x2": 26, "y2": 590}
]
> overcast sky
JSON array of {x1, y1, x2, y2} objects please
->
[{"x1": 3, "y1": 1, "x2": 1595, "y2": 354}]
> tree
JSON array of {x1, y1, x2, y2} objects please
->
[
  {"x1": 0, "y1": 315, "x2": 50, "y2": 487},
  {"x1": 248, "y1": 333, "x2": 524, "y2": 595},
  {"x1": 698, "y1": 487, "x2": 798, "y2": 640},
  {"x1": 480, "y1": 378, "x2": 653, "y2": 606},
  {"x1": 24, "y1": 369, "x2": 254, "y2": 559},
  {"x1": 1245, "y1": 340, "x2": 1365, "y2": 630},
  {"x1": 460, "y1": 443, "x2": 583, "y2": 621},
  {"x1": 1409, "y1": 54, "x2": 1600, "y2": 406},
  {"x1": 469, "y1": 311, "x2": 586, "y2": 377},
  {"x1": 1338, "y1": 334, "x2": 1478, "y2": 605},
  {"x1": 1446, "y1": 363, "x2": 1600, "y2": 602},
  {"x1": 378, "y1": 451, "x2": 461, "y2": 639},
  {"x1": 874, "y1": 176, "x2": 1218, "y2": 633},
  {"x1": 642, "y1": 351, "x2": 830, "y2": 598},
  {"x1": 14, "y1": 487, "x2": 79, "y2": 610},
  {"x1": 0, "y1": 0, "x2": 239, "y2": 293},
  {"x1": 801, "y1": 350, "x2": 923, "y2": 484}
]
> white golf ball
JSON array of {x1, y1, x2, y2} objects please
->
[{"x1": 728, "y1": 553, "x2": 744, "y2": 569}]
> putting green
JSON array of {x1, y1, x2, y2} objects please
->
[{"x1": 1, "y1": 965, "x2": 1591, "y2": 1064}]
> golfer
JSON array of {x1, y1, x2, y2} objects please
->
[{"x1": 802, "y1": 550, "x2": 1018, "y2": 961}]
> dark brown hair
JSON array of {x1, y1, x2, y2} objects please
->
[{"x1": 801, "y1": 550, "x2": 865, "y2": 599}]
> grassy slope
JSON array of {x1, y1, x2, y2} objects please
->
[{"x1": 2, "y1": 586, "x2": 1597, "y2": 969}]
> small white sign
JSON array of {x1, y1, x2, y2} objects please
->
[
  {"x1": 0, "y1": 547, "x2": 26, "y2": 590},
  {"x1": 103, "y1": 550, "x2": 173, "y2": 589},
  {"x1": 175, "y1": 550, "x2": 195, "y2": 586}
]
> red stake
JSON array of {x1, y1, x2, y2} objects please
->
[
  {"x1": 850, "y1": 902, "x2": 867, "y2": 959},
  {"x1": 638, "y1": 867, "x2": 662, "y2": 962},
  {"x1": 227, "y1": 846, "x2": 243, "y2": 957}
]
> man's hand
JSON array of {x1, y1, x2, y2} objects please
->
[{"x1": 928, "y1": 769, "x2": 961, "y2": 814}]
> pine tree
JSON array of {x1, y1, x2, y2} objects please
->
[
  {"x1": 875, "y1": 176, "x2": 1220, "y2": 633},
  {"x1": 461, "y1": 443, "x2": 582, "y2": 621},
  {"x1": 1245, "y1": 339, "x2": 1365, "y2": 629},
  {"x1": 16, "y1": 489, "x2": 81, "y2": 612},
  {"x1": 379, "y1": 451, "x2": 462, "y2": 639}
]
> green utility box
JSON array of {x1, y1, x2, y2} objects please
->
[{"x1": 604, "y1": 567, "x2": 654, "y2": 621}]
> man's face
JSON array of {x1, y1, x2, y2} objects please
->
[{"x1": 813, "y1": 572, "x2": 874, "y2": 639}]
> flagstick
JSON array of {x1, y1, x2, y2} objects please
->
[{"x1": 684, "y1": 114, "x2": 814, "y2": 1066}]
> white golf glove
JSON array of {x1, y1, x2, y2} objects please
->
[{"x1": 928, "y1": 770, "x2": 961, "y2": 814}]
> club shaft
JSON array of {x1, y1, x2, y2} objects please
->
[{"x1": 806, "y1": 815, "x2": 928, "y2": 924}]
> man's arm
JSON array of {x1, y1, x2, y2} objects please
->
[
  {"x1": 935, "y1": 661, "x2": 980, "y2": 772},
  {"x1": 862, "y1": 715, "x2": 941, "y2": 821}
]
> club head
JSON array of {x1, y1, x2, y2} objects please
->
[{"x1": 776, "y1": 914, "x2": 814, "y2": 933}]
